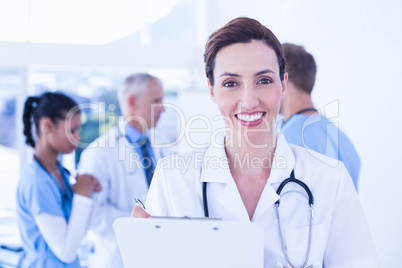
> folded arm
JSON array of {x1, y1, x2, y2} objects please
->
[{"x1": 35, "y1": 194, "x2": 93, "y2": 263}]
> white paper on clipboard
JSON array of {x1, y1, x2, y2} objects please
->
[{"x1": 113, "y1": 217, "x2": 264, "y2": 268}]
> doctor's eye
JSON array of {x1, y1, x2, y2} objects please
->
[
  {"x1": 223, "y1": 81, "x2": 238, "y2": 87},
  {"x1": 258, "y1": 78, "x2": 273, "y2": 85}
]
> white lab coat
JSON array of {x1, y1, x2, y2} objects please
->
[
  {"x1": 78, "y1": 118, "x2": 171, "y2": 268},
  {"x1": 146, "y1": 134, "x2": 380, "y2": 268}
]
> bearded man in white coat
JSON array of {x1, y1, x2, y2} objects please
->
[{"x1": 79, "y1": 73, "x2": 168, "y2": 267}]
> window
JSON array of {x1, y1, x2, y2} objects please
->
[
  {"x1": 0, "y1": 70, "x2": 20, "y2": 211},
  {"x1": 29, "y1": 67, "x2": 188, "y2": 167}
]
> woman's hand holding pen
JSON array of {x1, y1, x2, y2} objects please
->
[
  {"x1": 72, "y1": 174, "x2": 102, "y2": 197},
  {"x1": 132, "y1": 204, "x2": 151, "y2": 218}
]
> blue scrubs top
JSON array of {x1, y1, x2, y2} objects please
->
[
  {"x1": 280, "y1": 114, "x2": 361, "y2": 190},
  {"x1": 16, "y1": 160, "x2": 81, "y2": 268}
]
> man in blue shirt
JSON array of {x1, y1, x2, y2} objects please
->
[{"x1": 279, "y1": 43, "x2": 361, "y2": 190}]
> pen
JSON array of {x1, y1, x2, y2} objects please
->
[{"x1": 133, "y1": 198, "x2": 146, "y2": 210}]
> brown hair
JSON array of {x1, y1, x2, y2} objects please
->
[
  {"x1": 204, "y1": 17, "x2": 286, "y2": 86},
  {"x1": 282, "y1": 43, "x2": 317, "y2": 95}
]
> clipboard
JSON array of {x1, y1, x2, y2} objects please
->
[{"x1": 113, "y1": 217, "x2": 264, "y2": 268}]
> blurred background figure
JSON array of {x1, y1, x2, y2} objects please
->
[
  {"x1": 78, "y1": 73, "x2": 169, "y2": 268},
  {"x1": 17, "y1": 92, "x2": 101, "y2": 267},
  {"x1": 279, "y1": 43, "x2": 361, "y2": 189}
]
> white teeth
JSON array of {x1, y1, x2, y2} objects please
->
[{"x1": 237, "y1": 113, "x2": 263, "y2": 122}]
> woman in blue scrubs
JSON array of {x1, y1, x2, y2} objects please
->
[{"x1": 17, "y1": 92, "x2": 101, "y2": 267}]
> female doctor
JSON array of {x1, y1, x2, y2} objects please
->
[
  {"x1": 17, "y1": 92, "x2": 101, "y2": 267},
  {"x1": 133, "y1": 17, "x2": 379, "y2": 268}
]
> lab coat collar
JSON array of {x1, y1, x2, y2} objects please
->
[
  {"x1": 251, "y1": 134, "x2": 298, "y2": 221},
  {"x1": 199, "y1": 134, "x2": 297, "y2": 184},
  {"x1": 118, "y1": 117, "x2": 150, "y2": 144},
  {"x1": 199, "y1": 134, "x2": 249, "y2": 221},
  {"x1": 271, "y1": 134, "x2": 311, "y2": 186},
  {"x1": 199, "y1": 133, "x2": 301, "y2": 222},
  {"x1": 268, "y1": 134, "x2": 296, "y2": 185},
  {"x1": 199, "y1": 133, "x2": 230, "y2": 184}
]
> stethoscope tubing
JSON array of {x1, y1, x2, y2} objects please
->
[
  {"x1": 275, "y1": 170, "x2": 314, "y2": 206},
  {"x1": 202, "y1": 169, "x2": 315, "y2": 268}
]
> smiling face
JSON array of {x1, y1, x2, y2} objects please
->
[{"x1": 209, "y1": 40, "x2": 287, "y2": 145}]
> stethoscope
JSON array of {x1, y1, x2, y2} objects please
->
[{"x1": 202, "y1": 169, "x2": 315, "y2": 268}]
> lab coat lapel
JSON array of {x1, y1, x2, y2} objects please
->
[
  {"x1": 268, "y1": 134, "x2": 296, "y2": 185},
  {"x1": 200, "y1": 134, "x2": 302, "y2": 222},
  {"x1": 216, "y1": 180, "x2": 250, "y2": 221},
  {"x1": 251, "y1": 184, "x2": 280, "y2": 222},
  {"x1": 200, "y1": 134, "x2": 250, "y2": 221},
  {"x1": 272, "y1": 134, "x2": 311, "y2": 186},
  {"x1": 252, "y1": 135, "x2": 296, "y2": 221},
  {"x1": 117, "y1": 119, "x2": 143, "y2": 177}
]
